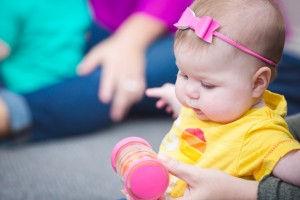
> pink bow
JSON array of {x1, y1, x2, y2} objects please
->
[{"x1": 174, "y1": 8, "x2": 220, "y2": 43}]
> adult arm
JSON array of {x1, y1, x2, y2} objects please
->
[
  {"x1": 272, "y1": 149, "x2": 300, "y2": 186},
  {"x1": 133, "y1": 0, "x2": 193, "y2": 32},
  {"x1": 271, "y1": 113, "x2": 300, "y2": 186}
]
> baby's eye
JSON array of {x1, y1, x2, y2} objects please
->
[
  {"x1": 177, "y1": 72, "x2": 188, "y2": 79},
  {"x1": 201, "y1": 82, "x2": 215, "y2": 89}
]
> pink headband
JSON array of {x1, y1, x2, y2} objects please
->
[{"x1": 174, "y1": 8, "x2": 277, "y2": 67}]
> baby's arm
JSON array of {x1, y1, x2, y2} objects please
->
[
  {"x1": 0, "y1": 39, "x2": 10, "y2": 61},
  {"x1": 272, "y1": 149, "x2": 300, "y2": 186},
  {"x1": 146, "y1": 83, "x2": 182, "y2": 118}
]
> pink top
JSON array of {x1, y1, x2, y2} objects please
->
[{"x1": 88, "y1": 0, "x2": 193, "y2": 32}]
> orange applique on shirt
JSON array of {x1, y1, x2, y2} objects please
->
[{"x1": 181, "y1": 128, "x2": 206, "y2": 153}]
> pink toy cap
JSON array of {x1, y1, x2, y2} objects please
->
[{"x1": 125, "y1": 159, "x2": 169, "y2": 200}]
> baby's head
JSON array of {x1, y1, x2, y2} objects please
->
[{"x1": 174, "y1": 0, "x2": 285, "y2": 123}]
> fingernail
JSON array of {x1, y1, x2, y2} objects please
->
[{"x1": 111, "y1": 113, "x2": 123, "y2": 122}]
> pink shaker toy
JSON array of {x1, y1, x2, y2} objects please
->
[{"x1": 111, "y1": 137, "x2": 169, "y2": 200}]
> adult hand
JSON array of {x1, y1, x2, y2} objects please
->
[
  {"x1": 78, "y1": 14, "x2": 166, "y2": 122},
  {"x1": 146, "y1": 83, "x2": 182, "y2": 118},
  {"x1": 78, "y1": 33, "x2": 146, "y2": 122},
  {"x1": 158, "y1": 153, "x2": 258, "y2": 200}
]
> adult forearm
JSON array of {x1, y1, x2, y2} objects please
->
[
  {"x1": 112, "y1": 13, "x2": 167, "y2": 51},
  {"x1": 229, "y1": 178, "x2": 258, "y2": 200}
]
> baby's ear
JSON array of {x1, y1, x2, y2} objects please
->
[{"x1": 252, "y1": 66, "x2": 271, "y2": 98}]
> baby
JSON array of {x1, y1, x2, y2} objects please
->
[{"x1": 146, "y1": 0, "x2": 300, "y2": 198}]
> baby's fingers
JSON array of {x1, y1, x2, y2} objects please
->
[
  {"x1": 156, "y1": 99, "x2": 168, "y2": 109},
  {"x1": 166, "y1": 105, "x2": 173, "y2": 113},
  {"x1": 145, "y1": 87, "x2": 165, "y2": 98}
]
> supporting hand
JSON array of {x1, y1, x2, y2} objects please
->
[
  {"x1": 158, "y1": 153, "x2": 258, "y2": 200},
  {"x1": 78, "y1": 13, "x2": 166, "y2": 121},
  {"x1": 78, "y1": 34, "x2": 145, "y2": 121}
]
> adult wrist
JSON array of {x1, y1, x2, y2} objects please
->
[
  {"x1": 113, "y1": 13, "x2": 166, "y2": 51},
  {"x1": 235, "y1": 178, "x2": 258, "y2": 200}
]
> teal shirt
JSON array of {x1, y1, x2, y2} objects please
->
[{"x1": 0, "y1": 0, "x2": 91, "y2": 93}]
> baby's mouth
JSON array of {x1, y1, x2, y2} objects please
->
[{"x1": 192, "y1": 108, "x2": 203, "y2": 115}]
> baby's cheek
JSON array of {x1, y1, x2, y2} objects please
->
[
  {"x1": 216, "y1": 107, "x2": 243, "y2": 122},
  {"x1": 204, "y1": 100, "x2": 238, "y2": 122}
]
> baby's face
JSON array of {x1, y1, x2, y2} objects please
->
[{"x1": 174, "y1": 42, "x2": 258, "y2": 123}]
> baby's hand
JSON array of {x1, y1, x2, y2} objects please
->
[{"x1": 146, "y1": 83, "x2": 181, "y2": 118}]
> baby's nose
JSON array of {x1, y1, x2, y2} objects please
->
[{"x1": 185, "y1": 83, "x2": 200, "y2": 99}]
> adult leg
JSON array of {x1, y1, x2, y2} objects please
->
[
  {"x1": 26, "y1": 23, "x2": 114, "y2": 141},
  {"x1": 25, "y1": 69, "x2": 112, "y2": 141},
  {"x1": 268, "y1": 53, "x2": 300, "y2": 115},
  {"x1": 9, "y1": 23, "x2": 113, "y2": 141}
]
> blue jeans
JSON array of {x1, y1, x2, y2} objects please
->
[{"x1": 22, "y1": 24, "x2": 178, "y2": 141}]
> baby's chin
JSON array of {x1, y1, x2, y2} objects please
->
[
  {"x1": 191, "y1": 107, "x2": 241, "y2": 123},
  {"x1": 208, "y1": 116, "x2": 241, "y2": 124},
  {"x1": 195, "y1": 112, "x2": 210, "y2": 121},
  {"x1": 197, "y1": 112, "x2": 241, "y2": 124}
]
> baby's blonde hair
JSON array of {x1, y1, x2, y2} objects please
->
[{"x1": 175, "y1": 0, "x2": 285, "y2": 81}]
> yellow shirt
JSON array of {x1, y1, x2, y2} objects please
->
[{"x1": 160, "y1": 91, "x2": 300, "y2": 198}]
